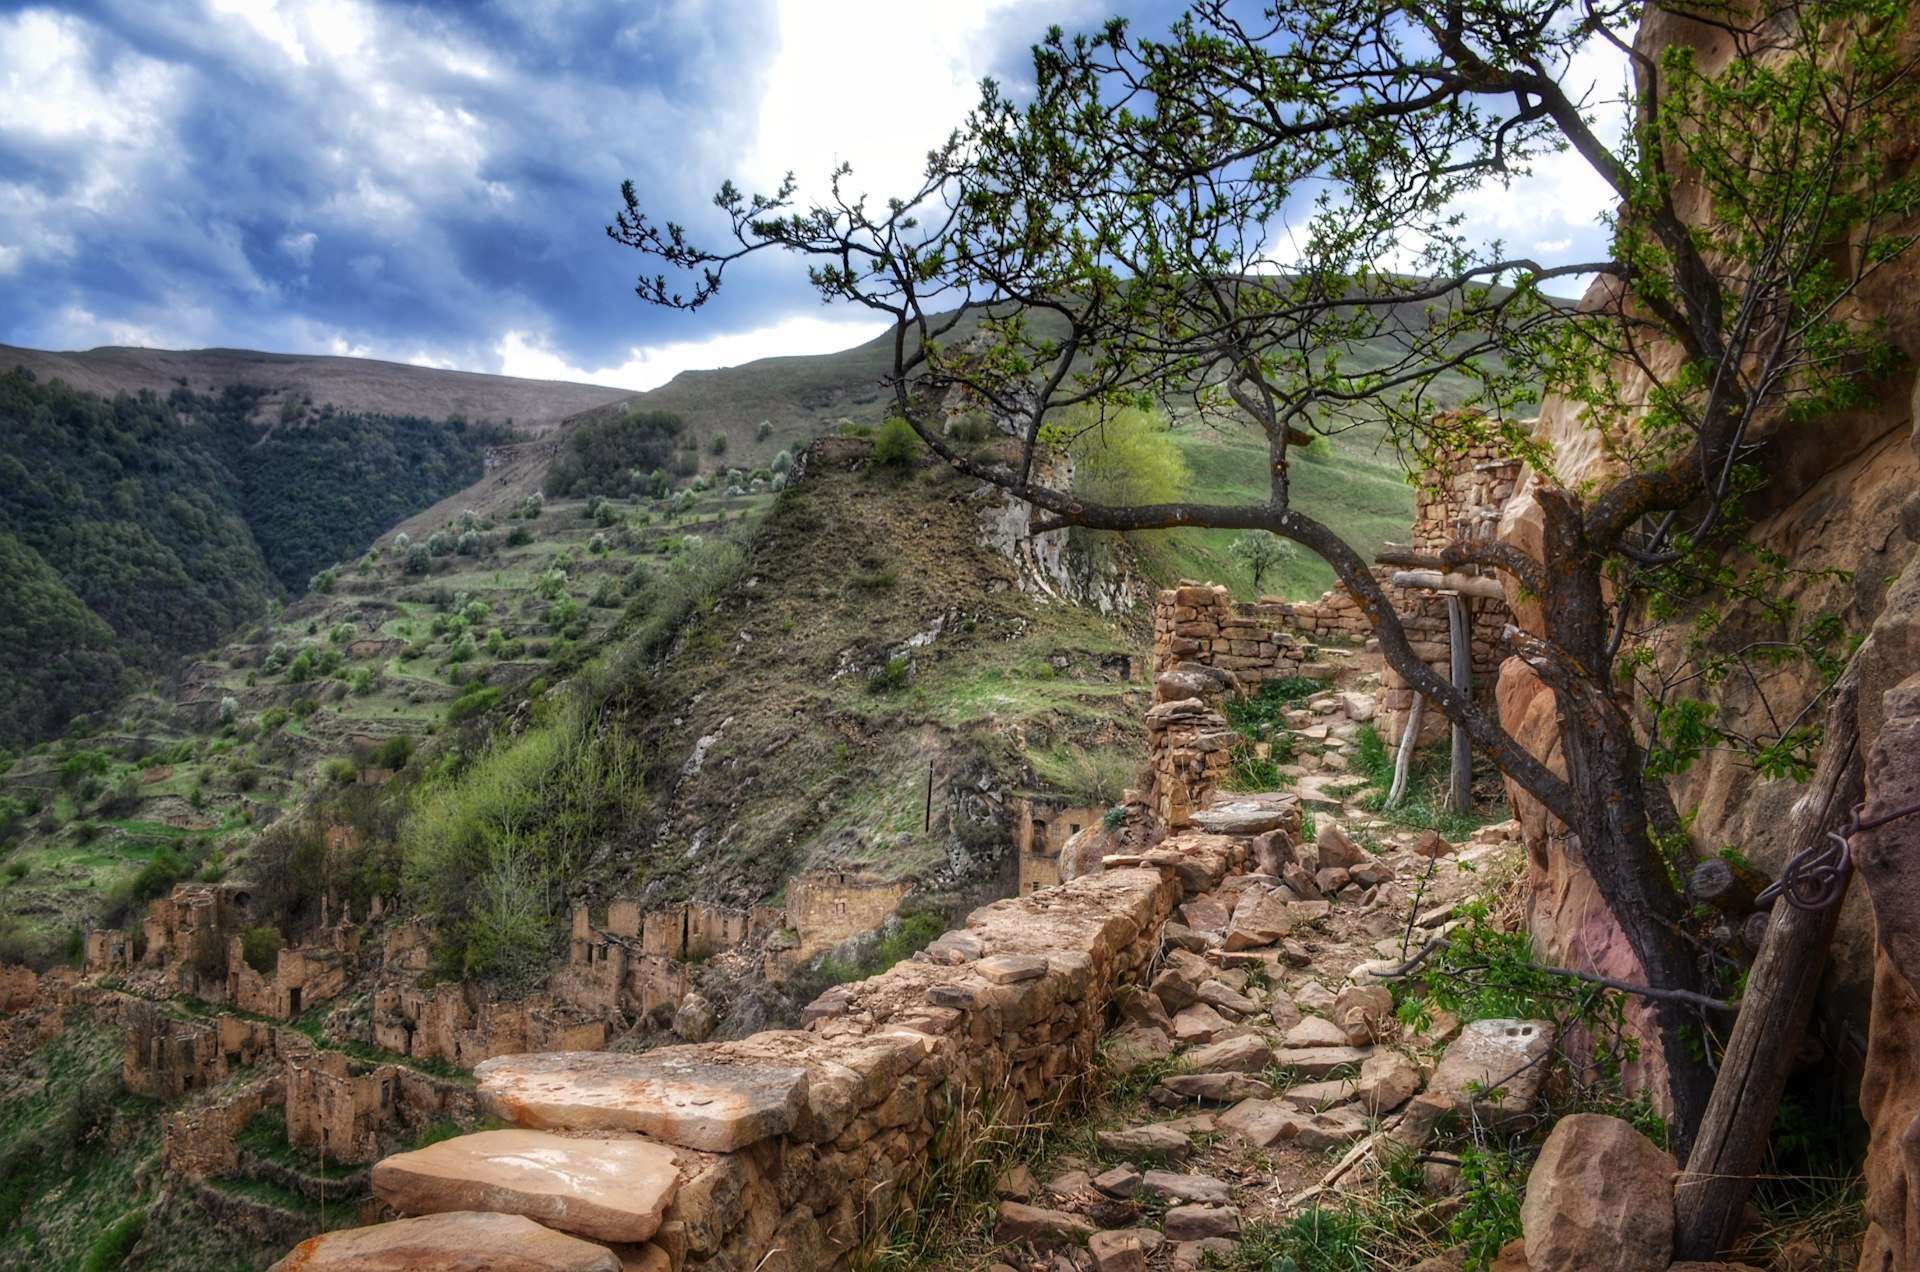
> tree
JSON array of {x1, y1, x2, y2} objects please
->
[
  {"x1": 1229, "y1": 534, "x2": 1293, "y2": 594},
  {"x1": 614, "y1": 0, "x2": 1920, "y2": 1154}
]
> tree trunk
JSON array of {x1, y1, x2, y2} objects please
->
[{"x1": 1672, "y1": 683, "x2": 1862, "y2": 1258}]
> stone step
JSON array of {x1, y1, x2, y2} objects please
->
[
  {"x1": 475, "y1": 1051, "x2": 807, "y2": 1153},
  {"x1": 267, "y1": 1210, "x2": 620, "y2": 1272},
  {"x1": 372, "y1": 1129, "x2": 681, "y2": 1244}
]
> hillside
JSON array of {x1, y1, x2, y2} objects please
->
[{"x1": 0, "y1": 344, "x2": 629, "y2": 435}]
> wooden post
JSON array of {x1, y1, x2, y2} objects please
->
[
  {"x1": 924, "y1": 760, "x2": 934, "y2": 832},
  {"x1": 1446, "y1": 593, "x2": 1472, "y2": 816},
  {"x1": 1386, "y1": 695, "x2": 1423, "y2": 808},
  {"x1": 1671, "y1": 683, "x2": 1862, "y2": 1257}
]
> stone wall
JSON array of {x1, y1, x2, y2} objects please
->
[
  {"x1": 1013, "y1": 801, "x2": 1112, "y2": 894},
  {"x1": 467, "y1": 839, "x2": 1234, "y2": 1272}
]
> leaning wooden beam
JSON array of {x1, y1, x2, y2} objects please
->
[
  {"x1": 1672, "y1": 682, "x2": 1863, "y2": 1258},
  {"x1": 1388, "y1": 569, "x2": 1507, "y2": 600},
  {"x1": 1447, "y1": 593, "x2": 1472, "y2": 815}
]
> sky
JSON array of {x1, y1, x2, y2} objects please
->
[{"x1": 0, "y1": 1, "x2": 1629, "y2": 392}]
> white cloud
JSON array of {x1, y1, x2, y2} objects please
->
[{"x1": 496, "y1": 312, "x2": 890, "y2": 391}]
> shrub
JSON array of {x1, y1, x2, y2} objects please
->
[
  {"x1": 756, "y1": 420, "x2": 773, "y2": 440},
  {"x1": 393, "y1": 532, "x2": 411, "y2": 550},
  {"x1": 749, "y1": 467, "x2": 773, "y2": 483},
  {"x1": 522, "y1": 492, "x2": 544, "y2": 519},
  {"x1": 589, "y1": 578, "x2": 620, "y2": 608},
  {"x1": 404, "y1": 544, "x2": 432, "y2": 574},
  {"x1": 316, "y1": 648, "x2": 342, "y2": 675},
  {"x1": 263, "y1": 642, "x2": 289, "y2": 672},
  {"x1": 868, "y1": 656, "x2": 911, "y2": 693},
  {"x1": 448, "y1": 633, "x2": 478, "y2": 663},
  {"x1": 548, "y1": 598, "x2": 581, "y2": 628},
  {"x1": 457, "y1": 530, "x2": 480, "y2": 555},
  {"x1": 329, "y1": 623, "x2": 353, "y2": 644},
  {"x1": 322, "y1": 757, "x2": 357, "y2": 785},
  {"x1": 506, "y1": 524, "x2": 534, "y2": 547},
  {"x1": 1062, "y1": 404, "x2": 1189, "y2": 506},
  {"x1": 460, "y1": 508, "x2": 480, "y2": 532},
  {"x1": 535, "y1": 569, "x2": 568, "y2": 600},
  {"x1": 374, "y1": 734, "x2": 416, "y2": 768},
  {"x1": 58, "y1": 750, "x2": 110, "y2": 786},
  {"x1": 446, "y1": 687, "x2": 502, "y2": 724},
  {"x1": 647, "y1": 468, "x2": 671, "y2": 499},
  {"x1": 726, "y1": 468, "x2": 745, "y2": 488},
  {"x1": 709, "y1": 431, "x2": 728, "y2": 455},
  {"x1": 593, "y1": 501, "x2": 620, "y2": 528},
  {"x1": 260, "y1": 706, "x2": 290, "y2": 729},
  {"x1": 217, "y1": 696, "x2": 239, "y2": 725},
  {"x1": 588, "y1": 532, "x2": 608, "y2": 556},
  {"x1": 874, "y1": 417, "x2": 919, "y2": 465},
  {"x1": 131, "y1": 848, "x2": 185, "y2": 903},
  {"x1": 290, "y1": 697, "x2": 320, "y2": 718},
  {"x1": 240, "y1": 925, "x2": 286, "y2": 975},
  {"x1": 309, "y1": 567, "x2": 339, "y2": 594},
  {"x1": 946, "y1": 413, "x2": 994, "y2": 444},
  {"x1": 350, "y1": 667, "x2": 376, "y2": 695},
  {"x1": 427, "y1": 531, "x2": 452, "y2": 556},
  {"x1": 771, "y1": 449, "x2": 793, "y2": 473},
  {"x1": 463, "y1": 601, "x2": 490, "y2": 624}
]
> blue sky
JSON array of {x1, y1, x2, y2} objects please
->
[{"x1": 0, "y1": 1, "x2": 1627, "y2": 390}]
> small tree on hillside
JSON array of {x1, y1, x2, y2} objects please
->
[
  {"x1": 1228, "y1": 534, "x2": 1294, "y2": 595},
  {"x1": 615, "y1": 0, "x2": 1920, "y2": 1154}
]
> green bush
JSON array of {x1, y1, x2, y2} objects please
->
[
  {"x1": 709, "y1": 431, "x2": 728, "y2": 455},
  {"x1": 427, "y1": 531, "x2": 452, "y2": 556},
  {"x1": 322, "y1": 757, "x2": 357, "y2": 785},
  {"x1": 446, "y1": 687, "x2": 502, "y2": 724},
  {"x1": 873, "y1": 417, "x2": 919, "y2": 465},
  {"x1": 756, "y1": 420, "x2": 773, "y2": 441},
  {"x1": 868, "y1": 656, "x2": 911, "y2": 693},
  {"x1": 329, "y1": 623, "x2": 353, "y2": 644},
  {"x1": 771, "y1": 450, "x2": 793, "y2": 473},
  {"x1": 593, "y1": 501, "x2": 620, "y2": 528},
  {"x1": 291, "y1": 697, "x2": 320, "y2": 718},
  {"x1": 131, "y1": 848, "x2": 185, "y2": 902},
  {"x1": 404, "y1": 544, "x2": 432, "y2": 574},
  {"x1": 58, "y1": 750, "x2": 110, "y2": 786},
  {"x1": 308, "y1": 567, "x2": 339, "y2": 594},
  {"x1": 373, "y1": 735, "x2": 416, "y2": 769},
  {"x1": 1060, "y1": 404, "x2": 1188, "y2": 506},
  {"x1": 589, "y1": 578, "x2": 620, "y2": 608},
  {"x1": 535, "y1": 569, "x2": 568, "y2": 601},
  {"x1": 457, "y1": 530, "x2": 481, "y2": 555},
  {"x1": 260, "y1": 706, "x2": 290, "y2": 729},
  {"x1": 350, "y1": 667, "x2": 376, "y2": 695},
  {"x1": 588, "y1": 533, "x2": 608, "y2": 556},
  {"x1": 463, "y1": 601, "x2": 490, "y2": 624},
  {"x1": 240, "y1": 925, "x2": 286, "y2": 975},
  {"x1": 506, "y1": 525, "x2": 534, "y2": 547},
  {"x1": 286, "y1": 653, "x2": 312, "y2": 682},
  {"x1": 448, "y1": 633, "x2": 478, "y2": 663}
]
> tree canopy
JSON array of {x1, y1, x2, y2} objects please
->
[{"x1": 614, "y1": 0, "x2": 1920, "y2": 1154}]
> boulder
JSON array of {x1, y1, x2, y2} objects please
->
[
  {"x1": 1092, "y1": 1163, "x2": 1142, "y2": 1197},
  {"x1": 1428, "y1": 1019, "x2": 1557, "y2": 1121},
  {"x1": 1268, "y1": 992, "x2": 1302, "y2": 1032},
  {"x1": 1151, "y1": 967, "x2": 1202, "y2": 1013},
  {"x1": 266, "y1": 1211, "x2": 621, "y2": 1272},
  {"x1": 1155, "y1": 670, "x2": 1219, "y2": 703},
  {"x1": 1160, "y1": 922, "x2": 1211, "y2": 953},
  {"x1": 1088, "y1": 1230, "x2": 1149, "y2": 1272},
  {"x1": 1315, "y1": 867, "x2": 1351, "y2": 895},
  {"x1": 1282, "y1": 939, "x2": 1314, "y2": 967},
  {"x1": 1108, "y1": 1023, "x2": 1175, "y2": 1071},
  {"x1": 1217, "y1": 1098, "x2": 1304, "y2": 1147},
  {"x1": 1279, "y1": 1078, "x2": 1356, "y2": 1110},
  {"x1": 1095, "y1": 1124, "x2": 1194, "y2": 1165},
  {"x1": 1339, "y1": 692, "x2": 1378, "y2": 721},
  {"x1": 1315, "y1": 822, "x2": 1367, "y2": 869},
  {"x1": 1252, "y1": 829, "x2": 1298, "y2": 876},
  {"x1": 994, "y1": 1201, "x2": 1096, "y2": 1246},
  {"x1": 1355, "y1": 1050, "x2": 1421, "y2": 1114},
  {"x1": 1224, "y1": 888, "x2": 1294, "y2": 951},
  {"x1": 1196, "y1": 980, "x2": 1261, "y2": 1017},
  {"x1": 1295, "y1": 981, "x2": 1337, "y2": 1013},
  {"x1": 1141, "y1": 1170, "x2": 1232, "y2": 1205},
  {"x1": 1048, "y1": 1169, "x2": 1093, "y2": 1198},
  {"x1": 922, "y1": 930, "x2": 984, "y2": 965},
  {"x1": 1292, "y1": 1107, "x2": 1370, "y2": 1151},
  {"x1": 1172, "y1": 1003, "x2": 1231, "y2": 1044},
  {"x1": 1283, "y1": 1016, "x2": 1352, "y2": 1048},
  {"x1": 672, "y1": 994, "x2": 717, "y2": 1043},
  {"x1": 1334, "y1": 984, "x2": 1395, "y2": 1045},
  {"x1": 997, "y1": 1163, "x2": 1038, "y2": 1200},
  {"x1": 1164, "y1": 1206, "x2": 1242, "y2": 1242},
  {"x1": 1179, "y1": 895, "x2": 1235, "y2": 931},
  {"x1": 1186, "y1": 1034, "x2": 1273, "y2": 1074},
  {"x1": 1412, "y1": 828, "x2": 1454, "y2": 858},
  {"x1": 1519, "y1": 1113, "x2": 1676, "y2": 1272},
  {"x1": 1160, "y1": 1073, "x2": 1273, "y2": 1103},
  {"x1": 1114, "y1": 984, "x2": 1174, "y2": 1036},
  {"x1": 1273, "y1": 1045, "x2": 1373, "y2": 1077},
  {"x1": 371, "y1": 1130, "x2": 680, "y2": 1243}
]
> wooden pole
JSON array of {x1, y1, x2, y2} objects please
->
[
  {"x1": 1671, "y1": 682, "x2": 1862, "y2": 1257},
  {"x1": 925, "y1": 760, "x2": 934, "y2": 832},
  {"x1": 1446, "y1": 593, "x2": 1472, "y2": 816},
  {"x1": 1387, "y1": 694, "x2": 1423, "y2": 808}
]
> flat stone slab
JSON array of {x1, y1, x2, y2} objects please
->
[
  {"x1": 1428, "y1": 1018, "x2": 1556, "y2": 1117},
  {"x1": 1216, "y1": 1098, "x2": 1303, "y2": 1147},
  {"x1": 1142, "y1": 1170, "x2": 1232, "y2": 1205},
  {"x1": 372, "y1": 1129, "x2": 680, "y2": 1243},
  {"x1": 1273, "y1": 1045, "x2": 1372, "y2": 1077},
  {"x1": 1095, "y1": 1124, "x2": 1193, "y2": 1164},
  {"x1": 475, "y1": 1052, "x2": 807, "y2": 1153},
  {"x1": 1190, "y1": 803, "x2": 1291, "y2": 836},
  {"x1": 976, "y1": 954, "x2": 1047, "y2": 984},
  {"x1": 1283, "y1": 1017, "x2": 1351, "y2": 1048},
  {"x1": 1161, "y1": 1073, "x2": 1272, "y2": 1103},
  {"x1": 267, "y1": 1211, "x2": 620, "y2": 1272}
]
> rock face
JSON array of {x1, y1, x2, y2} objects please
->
[
  {"x1": 267, "y1": 1211, "x2": 622, "y2": 1272},
  {"x1": 1519, "y1": 1114, "x2": 1676, "y2": 1272},
  {"x1": 370, "y1": 1129, "x2": 681, "y2": 1243},
  {"x1": 474, "y1": 1051, "x2": 808, "y2": 1153},
  {"x1": 1427, "y1": 1019, "x2": 1556, "y2": 1121}
]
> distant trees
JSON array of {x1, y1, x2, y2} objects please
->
[
  {"x1": 1229, "y1": 534, "x2": 1295, "y2": 594},
  {"x1": 546, "y1": 411, "x2": 686, "y2": 500},
  {"x1": 1065, "y1": 407, "x2": 1188, "y2": 509}
]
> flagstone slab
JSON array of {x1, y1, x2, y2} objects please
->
[
  {"x1": 372, "y1": 1129, "x2": 681, "y2": 1243},
  {"x1": 476, "y1": 1051, "x2": 807, "y2": 1153},
  {"x1": 267, "y1": 1211, "x2": 620, "y2": 1272}
]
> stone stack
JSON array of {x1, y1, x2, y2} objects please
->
[{"x1": 1146, "y1": 692, "x2": 1241, "y2": 830}]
